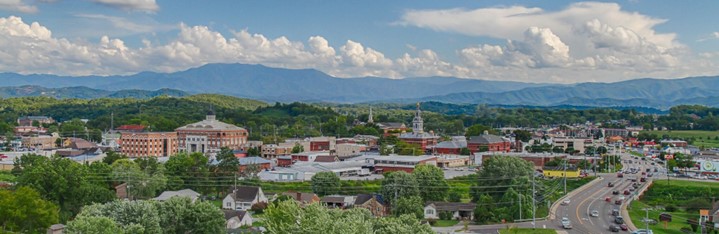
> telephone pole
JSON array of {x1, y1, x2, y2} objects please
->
[
  {"x1": 643, "y1": 208, "x2": 650, "y2": 232},
  {"x1": 563, "y1": 159, "x2": 567, "y2": 194},
  {"x1": 532, "y1": 173, "x2": 536, "y2": 228},
  {"x1": 519, "y1": 194, "x2": 522, "y2": 220}
]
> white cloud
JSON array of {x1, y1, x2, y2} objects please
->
[
  {"x1": 0, "y1": 0, "x2": 37, "y2": 13},
  {"x1": 91, "y1": 0, "x2": 158, "y2": 12},
  {"x1": 74, "y1": 14, "x2": 176, "y2": 35}
]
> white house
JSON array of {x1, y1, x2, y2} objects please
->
[
  {"x1": 424, "y1": 202, "x2": 476, "y2": 220},
  {"x1": 223, "y1": 210, "x2": 252, "y2": 229},
  {"x1": 222, "y1": 186, "x2": 268, "y2": 210}
]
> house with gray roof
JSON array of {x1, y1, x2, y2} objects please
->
[
  {"x1": 153, "y1": 189, "x2": 201, "y2": 202},
  {"x1": 222, "y1": 186, "x2": 268, "y2": 210}
]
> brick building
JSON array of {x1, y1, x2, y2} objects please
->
[
  {"x1": 17, "y1": 116, "x2": 55, "y2": 126},
  {"x1": 467, "y1": 134, "x2": 511, "y2": 153},
  {"x1": 366, "y1": 155, "x2": 437, "y2": 173},
  {"x1": 119, "y1": 132, "x2": 178, "y2": 157},
  {"x1": 175, "y1": 112, "x2": 248, "y2": 154},
  {"x1": 433, "y1": 136, "x2": 467, "y2": 155},
  {"x1": 399, "y1": 103, "x2": 439, "y2": 151}
]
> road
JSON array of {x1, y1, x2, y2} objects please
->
[{"x1": 553, "y1": 149, "x2": 658, "y2": 234}]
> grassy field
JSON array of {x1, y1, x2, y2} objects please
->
[
  {"x1": 627, "y1": 180, "x2": 719, "y2": 234},
  {"x1": 642, "y1": 130, "x2": 719, "y2": 148},
  {"x1": 499, "y1": 228, "x2": 557, "y2": 234},
  {"x1": 431, "y1": 220, "x2": 459, "y2": 227}
]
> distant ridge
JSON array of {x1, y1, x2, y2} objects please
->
[
  {"x1": 0, "y1": 85, "x2": 189, "y2": 99},
  {"x1": 0, "y1": 63, "x2": 718, "y2": 108}
]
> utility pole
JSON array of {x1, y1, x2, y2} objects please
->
[
  {"x1": 519, "y1": 194, "x2": 522, "y2": 220},
  {"x1": 564, "y1": 159, "x2": 567, "y2": 194},
  {"x1": 532, "y1": 173, "x2": 536, "y2": 228},
  {"x1": 644, "y1": 208, "x2": 650, "y2": 232}
]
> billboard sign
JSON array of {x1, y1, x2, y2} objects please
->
[{"x1": 700, "y1": 161, "x2": 719, "y2": 173}]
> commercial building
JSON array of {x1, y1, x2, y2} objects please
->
[
  {"x1": 542, "y1": 165, "x2": 581, "y2": 178},
  {"x1": 336, "y1": 143, "x2": 368, "y2": 157},
  {"x1": 13, "y1": 126, "x2": 47, "y2": 136},
  {"x1": 434, "y1": 136, "x2": 467, "y2": 155},
  {"x1": 357, "y1": 155, "x2": 437, "y2": 173},
  {"x1": 119, "y1": 132, "x2": 178, "y2": 157},
  {"x1": 17, "y1": 116, "x2": 55, "y2": 126},
  {"x1": 436, "y1": 155, "x2": 470, "y2": 168},
  {"x1": 660, "y1": 139, "x2": 688, "y2": 147},
  {"x1": 467, "y1": 134, "x2": 511, "y2": 153},
  {"x1": 21, "y1": 135, "x2": 58, "y2": 149},
  {"x1": 257, "y1": 161, "x2": 368, "y2": 181},
  {"x1": 399, "y1": 103, "x2": 439, "y2": 151},
  {"x1": 552, "y1": 137, "x2": 591, "y2": 154},
  {"x1": 260, "y1": 144, "x2": 292, "y2": 160},
  {"x1": 175, "y1": 112, "x2": 248, "y2": 154}
]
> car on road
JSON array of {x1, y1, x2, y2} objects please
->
[
  {"x1": 624, "y1": 190, "x2": 630, "y2": 195},
  {"x1": 615, "y1": 199, "x2": 623, "y2": 205},
  {"x1": 632, "y1": 229, "x2": 654, "y2": 234},
  {"x1": 629, "y1": 186, "x2": 636, "y2": 191},
  {"x1": 609, "y1": 225, "x2": 620, "y2": 232},
  {"x1": 612, "y1": 209, "x2": 620, "y2": 216},
  {"x1": 561, "y1": 217, "x2": 572, "y2": 229},
  {"x1": 612, "y1": 190, "x2": 620, "y2": 195},
  {"x1": 620, "y1": 224, "x2": 629, "y2": 231},
  {"x1": 615, "y1": 216, "x2": 625, "y2": 224},
  {"x1": 561, "y1": 199, "x2": 570, "y2": 205},
  {"x1": 608, "y1": 182, "x2": 615, "y2": 187},
  {"x1": 590, "y1": 210, "x2": 600, "y2": 217},
  {"x1": 606, "y1": 197, "x2": 612, "y2": 202}
]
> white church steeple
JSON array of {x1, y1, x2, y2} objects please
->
[{"x1": 412, "y1": 102, "x2": 423, "y2": 134}]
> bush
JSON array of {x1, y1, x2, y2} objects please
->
[
  {"x1": 665, "y1": 205, "x2": 677, "y2": 212},
  {"x1": 250, "y1": 202, "x2": 268, "y2": 214},
  {"x1": 426, "y1": 219, "x2": 437, "y2": 226},
  {"x1": 448, "y1": 191, "x2": 462, "y2": 202},
  {"x1": 688, "y1": 219, "x2": 699, "y2": 232},
  {"x1": 680, "y1": 226, "x2": 693, "y2": 233},
  {"x1": 439, "y1": 211, "x2": 454, "y2": 220}
]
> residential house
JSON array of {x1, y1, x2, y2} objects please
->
[
  {"x1": 223, "y1": 210, "x2": 253, "y2": 229},
  {"x1": 354, "y1": 194, "x2": 389, "y2": 217},
  {"x1": 222, "y1": 186, "x2": 268, "y2": 210},
  {"x1": 321, "y1": 195, "x2": 356, "y2": 209},
  {"x1": 153, "y1": 189, "x2": 200, "y2": 203},
  {"x1": 47, "y1": 224, "x2": 65, "y2": 234},
  {"x1": 282, "y1": 191, "x2": 321, "y2": 205},
  {"x1": 115, "y1": 183, "x2": 129, "y2": 200},
  {"x1": 424, "y1": 202, "x2": 477, "y2": 220}
]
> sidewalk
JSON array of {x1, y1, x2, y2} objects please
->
[{"x1": 622, "y1": 179, "x2": 653, "y2": 231}]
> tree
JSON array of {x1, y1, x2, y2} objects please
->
[
  {"x1": 460, "y1": 147, "x2": 471, "y2": 155},
  {"x1": 264, "y1": 200, "x2": 432, "y2": 234},
  {"x1": 102, "y1": 151, "x2": 127, "y2": 165},
  {"x1": 154, "y1": 197, "x2": 225, "y2": 234},
  {"x1": 472, "y1": 155, "x2": 534, "y2": 201},
  {"x1": 311, "y1": 171, "x2": 340, "y2": 196},
  {"x1": 0, "y1": 187, "x2": 59, "y2": 233},
  {"x1": 412, "y1": 165, "x2": 448, "y2": 202},
  {"x1": 111, "y1": 159, "x2": 166, "y2": 199},
  {"x1": 465, "y1": 124, "x2": 495, "y2": 137},
  {"x1": 381, "y1": 171, "x2": 420, "y2": 205},
  {"x1": 379, "y1": 143, "x2": 392, "y2": 155},
  {"x1": 164, "y1": 152, "x2": 210, "y2": 192},
  {"x1": 578, "y1": 159, "x2": 591, "y2": 170},
  {"x1": 72, "y1": 200, "x2": 162, "y2": 233},
  {"x1": 393, "y1": 196, "x2": 423, "y2": 219},
  {"x1": 448, "y1": 191, "x2": 462, "y2": 202},
  {"x1": 513, "y1": 130, "x2": 532, "y2": 142},
  {"x1": 14, "y1": 154, "x2": 114, "y2": 221},
  {"x1": 65, "y1": 216, "x2": 124, "y2": 234},
  {"x1": 247, "y1": 147, "x2": 260, "y2": 156},
  {"x1": 291, "y1": 143, "x2": 304, "y2": 153},
  {"x1": 473, "y1": 194, "x2": 495, "y2": 224}
]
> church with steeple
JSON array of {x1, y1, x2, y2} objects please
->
[{"x1": 398, "y1": 103, "x2": 439, "y2": 152}]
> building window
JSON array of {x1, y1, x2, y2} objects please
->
[{"x1": 426, "y1": 209, "x2": 434, "y2": 215}]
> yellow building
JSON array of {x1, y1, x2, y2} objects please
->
[{"x1": 542, "y1": 165, "x2": 581, "y2": 178}]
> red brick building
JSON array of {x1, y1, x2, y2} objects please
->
[
  {"x1": 175, "y1": 112, "x2": 248, "y2": 154},
  {"x1": 433, "y1": 137, "x2": 467, "y2": 155},
  {"x1": 399, "y1": 103, "x2": 439, "y2": 151},
  {"x1": 119, "y1": 132, "x2": 178, "y2": 157},
  {"x1": 467, "y1": 134, "x2": 511, "y2": 153},
  {"x1": 238, "y1": 157, "x2": 272, "y2": 172},
  {"x1": 116, "y1": 125, "x2": 146, "y2": 133}
]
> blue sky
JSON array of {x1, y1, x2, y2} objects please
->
[{"x1": 1, "y1": 0, "x2": 719, "y2": 83}]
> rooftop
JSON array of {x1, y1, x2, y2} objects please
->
[
  {"x1": 176, "y1": 114, "x2": 245, "y2": 131},
  {"x1": 468, "y1": 134, "x2": 508, "y2": 144}
]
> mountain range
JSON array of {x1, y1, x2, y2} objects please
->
[{"x1": 0, "y1": 63, "x2": 718, "y2": 109}]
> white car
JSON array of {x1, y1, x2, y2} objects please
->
[
  {"x1": 561, "y1": 199, "x2": 571, "y2": 205},
  {"x1": 561, "y1": 217, "x2": 573, "y2": 229},
  {"x1": 590, "y1": 210, "x2": 600, "y2": 217}
]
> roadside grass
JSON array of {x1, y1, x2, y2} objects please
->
[
  {"x1": 431, "y1": 220, "x2": 459, "y2": 227},
  {"x1": 627, "y1": 180, "x2": 719, "y2": 234},
  {"x1": 641, "y1": 130, "x2": 719, "y2": 148},
  {"x1": 499, "y1": 227, "x2": 557, "y2": 234},
  {"x1": 0, "y1": 171, "x2": 15, "y2": 182}
]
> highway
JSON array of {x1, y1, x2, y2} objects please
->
[{"x1": 553, "y1": 150, "x2": 655, "y2": 234}]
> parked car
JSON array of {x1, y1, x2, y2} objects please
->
[
  {"x1": 620, "y1": 224, "x2": 629, "y2": 231},
  {"x1": 629, "y1": 186, "x2": 636, "y2": 191},
  {"x1": 609, "y1": 225, "x2": 620, "y2": 232},
  {"x1": 615, "y1": 199, "x2": 622, "y2": 205},
  {"x1": 612, "y1": 209, "x2": 620, "y2": 216}
]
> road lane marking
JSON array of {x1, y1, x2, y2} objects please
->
[{"x1": 575, "y1": 181, "x2": 607, "y2": 225}]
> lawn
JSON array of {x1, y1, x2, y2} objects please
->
[
  {"x1": 628, "y1": 201, "x2": 696, "y2": 234},
  {"x1": 431, "y1": 220, "x2": 459, "y2": 227},
  {"x1": 499, "y1": 228, "x2": 556, "y2": 234},
  {"x1": 0, "y1": 171, "x2": 15, "y2": 182},
  {"x1": 642, "y1": 130, "x2": 719, "y2": 148},
  {"x1": 209, "y1": 199, "x2": 223, "y2": 208}
]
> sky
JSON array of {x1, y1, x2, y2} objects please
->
[{"x1": 1, "y1": 0, "x2": 719, "y2": 83}]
